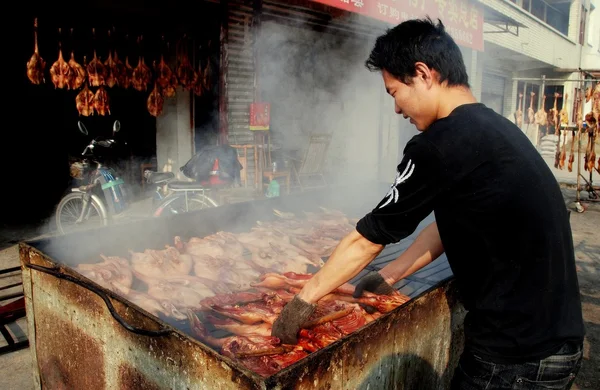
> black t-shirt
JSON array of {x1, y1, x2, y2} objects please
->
[{"x1": 357, "y1": 103, "x2": 585, "y2": 363}]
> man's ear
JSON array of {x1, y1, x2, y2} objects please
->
[{"x1": 414, "y1": 62, "x2": 435, "y2": 89}]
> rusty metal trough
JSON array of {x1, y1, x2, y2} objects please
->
[{"x1": 20, "y1": 185, "x2": 466, "y2": 389}]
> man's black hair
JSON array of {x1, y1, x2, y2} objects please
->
[{"x1": 366, "y1": 17, "x2": 469, "y2": 88}]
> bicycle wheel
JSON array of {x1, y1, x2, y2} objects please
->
[
  {"x1": 55, "y1": 192, "x2": 109, "y2": 234},
  {"x1": 153, "y1": 192, "x2": 218, "y2": 217}
]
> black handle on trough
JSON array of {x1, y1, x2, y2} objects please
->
[{"x1": 25, "y1": 263, "x2": 173, "y2": 337}]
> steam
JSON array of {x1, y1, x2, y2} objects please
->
[{"x1": 256, "y1": 17, "x2": 416, "y2": 195}]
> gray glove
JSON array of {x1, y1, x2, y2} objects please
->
[
  {"x1": 271, "y1": 295, "x2": 316, "y2": 344},
  {"x1": 353, "y1": 271, "x2": 396, "y2": 297}
]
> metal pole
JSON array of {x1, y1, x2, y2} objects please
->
[
  {"x1": 511, "y1": 78, "x2": 593, "y2": 82},
  {"x1": 575, "y1": 71, "x2": 583, "y2": 212},
  {"x1": 539, "y1": 75, "x2": 546, "y2": 112}
]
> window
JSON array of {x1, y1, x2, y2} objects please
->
[{"x1": 519, "y1": 0, "x2": 570, "y2": 35}]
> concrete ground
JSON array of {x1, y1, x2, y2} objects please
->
[{"x1": 1, "y1": 188, "x2": 599, "y2": 389}]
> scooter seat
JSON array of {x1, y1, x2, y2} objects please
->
[
  {"x1": 148, "y1": 171, "x2": 175, "y2": 184},
  {"x1": 168, "y1": 181, "x2": 207, "y2": 190}
]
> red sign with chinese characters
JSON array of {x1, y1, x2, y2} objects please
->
[
  {"x1": 249, "y1": 102, "x2": 271, "y2": 130},
  {"x1": 311, "y1": 0, "x2": 484, "y2": 51}
]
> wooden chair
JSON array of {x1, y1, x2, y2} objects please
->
[
  {"x1": 261, "y1": 134, "x2": 291, "y2": 195},
  {"x1": 231, "y1": 144, "x2": 258, "y2": 188},
  {"x1": 291, "y1": 133, "x2": 332, "y2": 191}
]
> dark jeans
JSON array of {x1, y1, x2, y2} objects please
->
[{"x1": 451, "y1": 341, "x2": 583, "y2": 390}]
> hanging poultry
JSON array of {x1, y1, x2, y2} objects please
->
[
  {"x1": 569, "y1": 92, "x2": 583, "y2": 173},
  {"x1": 558, "y1": 129, "x2": 567, "y2": 170},
  {"x1": 514, "y1": 93, "x2": 523, "y2": 128},
  {"x1": 559, "y1": 93, "x2": 569, "y2": 126},
  {"x1": 112, "y1": 50, "x2": 127, "y2": 88},
  {"x1": 584, "y1": 113, "x2": 595, "y2": 172},
  {"x1": 526, "y1": 91, "x2": 535, "y2": 125},
  {"x1": 548, "y1": 93, "x2": 559, "y2": 133},
  {"x1": 49, "y1": 29, "x2": 73, "y2": 89},
  {"x1": 26, "y1": 18, "x2": 45, "y2": 85},
  {"x1": 147, "y1": 82, "x2": 164, "y2": 117},
  {"x1": 104, "y1": 51, "x2": 118, "y2": 88},
  {"x1": 104, "y1": 29, "x2": 118, "y2": 88},
  {"x1": 156, "y1": 37, "x2": 173, "y2": 90},
  {"x1": 534, "y1": 95, "x2": 547, "y2": 127},
  {"x1": 176, "y1": 35, "x2": 196, "y2": 90},
  {"x1": 191, "y1": 61, "x2": 203, "y2": 97},
  {"x1": 75, "y1": 57, "x2": 95, "y2": 117},
  {"x1": 132, "y1": 36, "x2": 152, "y2": 92},
  {"x1": 68, "y1": 54, "x2": 86, "y2": 90},
  {"x1": 67, "y1": 29, "x2": 85, "y2": 90},
  {"x1": 88, "y1": 29, "x2": 107, "y2": 87},
  {"x1": 93, "y1": 86, "x2": 110, "y2": 116}
]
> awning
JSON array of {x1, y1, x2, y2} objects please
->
[
  {"x1": 310, "y1": 0, "x2": 485, "y2": 51},
  {"x1": 480, "y1": 1, "x2": 527, "y2": 36}
]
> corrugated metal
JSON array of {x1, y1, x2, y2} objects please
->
[
  {"x1": 482, "y1": 72, "x2": 507, "y2": 95},
  {"x1": 227, "y1": 0, "x2": 255, "y2": 143},
  {"x1": 226, "y1": 0, "x2": 258, "y2": 185},
  {"x1": 224, "y1": 0, "x2": 388, "y2": 187}
]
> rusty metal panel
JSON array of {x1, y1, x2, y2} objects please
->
[
  {"x1": 20, "y1": 184, "x2": 465, "y2": 389},
  {"x1": 22, "y1": 242, "x2": 464, "y2": 389}
]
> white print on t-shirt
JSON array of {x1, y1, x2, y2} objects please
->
[{"x1": 379, "y1": 159, "x2": 415, "y2": 209}]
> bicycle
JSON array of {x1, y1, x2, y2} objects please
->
[
  {"x1": 144, "y1": 169, "x2": 219, "y2": 218},
  {"x1": 55, "y1": 120, "x2": 132, "y2": 234}
]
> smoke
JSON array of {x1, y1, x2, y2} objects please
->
[
  {"x1": 36, "y1": 13, "x2": 425, "y2": 267},
  {"x1": 256, "y1": 16, "x2": 417, "y2": 199}
]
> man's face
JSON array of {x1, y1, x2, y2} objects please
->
[{"x1": 382, "y1": 69, "x2": 438, "y2": 131}]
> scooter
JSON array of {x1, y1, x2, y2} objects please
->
[{"x1": 55, "y1": 120, "x2": 131, "y2": 234}]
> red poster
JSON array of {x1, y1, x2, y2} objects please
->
[
  {"x1": 311, "y1": 0, "x2": 484, "y2": 51},
  {"x1": 249, "y1": 103, "x2": 271, "y2": 130}
]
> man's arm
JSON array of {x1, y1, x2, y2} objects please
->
[
  {"x1": 378, "y1": 221, "x2": 444, "y2": 286},
  {"x1": 297, "y1": 229, "x2": 384, "y2": 304}
]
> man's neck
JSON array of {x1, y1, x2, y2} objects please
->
[{"x1": 436, "y1": 86, "x2": 478, "y2": 120}]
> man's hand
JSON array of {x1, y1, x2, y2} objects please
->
[
  {"x1": 271, "y1": 295, "x2": 316, "y2": 344},
  {"x1": 352, "y1": 271, "x2": 396, "y2": 297}
]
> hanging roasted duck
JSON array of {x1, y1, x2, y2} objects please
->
[
  {"x1": 514, "y1": 92, "x2": 523, "y2": 128},
  {"x1": 93, "y1": 86, "x2": 110, "y2": 116},
  {"x1": 569, "y1": 92, "x2": 583, "y2": 172},
  {"x1": 68, "y1": 29, "x2": 86, "y2": 90},
  {"x1": 75, "y1": 57, "x2": 95, "y2": 117},
  {"x1": 548, "y1": 92, "x2": 559, "y2": 133},
  {"x1": 191, "y1": 60, "x2": 203, "y2": 97},
  {"x1": 26, "y1": 18, "x2": 45, "y2": 85},
  {"x1": 176, "y1": 34, "x2": 196, "y2": 90},
  {"x1": 156, "y1": 37, "x2": 173, "y2": 89},
  {"x1": 132, "y1": 35, "x2": 152, "y2": 92},
  {"x1": 534, "y1": 94, "x2": 548, "y2": 127},
  {"x1": 147, "y1": 81, "x2": 164, "y2": 117},
  {"x1": 526, "y1": 91, "x2": 535, "y2": 125},
  {"x1": 49, "y1": 28, "x2": 74, "y2": 89},
  {"x1": 551, "y1": 93, "x2": 562, "y2": 168},
  {"x1": 104, "y1": 29, "x2": 118, "y2": 88},
  {"x1": 88, "y1": 28, "x2": 107, "y2": 87}
]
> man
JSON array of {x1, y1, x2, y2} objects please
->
[{"x1": 271, "y1": 17, "x2": 585, "y2": 390}]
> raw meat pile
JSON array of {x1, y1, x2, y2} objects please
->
[
  {"x1": 187, "y1": 272, "x2": 409, "y2": 376},
  {"x1": 74, "y1": 208, "x2": 411, "y2": 376}
]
